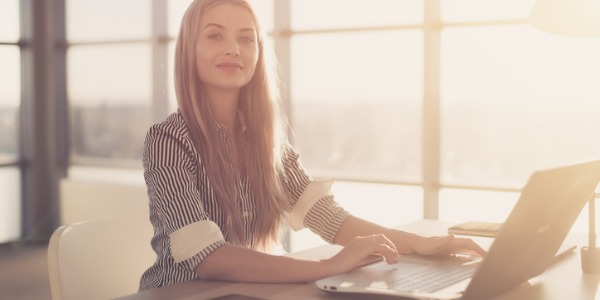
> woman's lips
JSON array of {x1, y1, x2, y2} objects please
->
[{"x1": 216, "y1": 62, "x2": 244, "y2": 71}]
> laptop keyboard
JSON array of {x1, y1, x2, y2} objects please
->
[{"x1": 387, "y1": 255, "x2": 480, "y2": 293}]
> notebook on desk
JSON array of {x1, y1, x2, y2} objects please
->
[{"x1": 316, "y1": 160, "x2": 600, "y2": 300}]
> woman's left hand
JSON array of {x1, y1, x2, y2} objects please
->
[{"x1": 410, "y1": 234, "x2": 487, "y2": 256}]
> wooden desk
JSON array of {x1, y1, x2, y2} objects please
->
[{"x1": 116, "y1": 220, "x2": 600, "y2": 300}]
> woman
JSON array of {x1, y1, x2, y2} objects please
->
[{"x1": 139, "y1": 0, "x2": 484, "y2": 291}]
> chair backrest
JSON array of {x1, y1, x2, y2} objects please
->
[{"x1": 48, "y1": 214, "x2": 155, "y2": 300}]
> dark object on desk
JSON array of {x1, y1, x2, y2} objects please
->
[
  {"x1": 209, "y1": 294, "x2": 266, "y2": 300},
  {"x1": 447, "y1": 221, "x2": 502, "y2": 237},
  {"x1": 581, "y1": 245, "x2": 600, "y2": 273},
  {"x1": 581, "y1": 194, "x2": 600, "y2": 273}
]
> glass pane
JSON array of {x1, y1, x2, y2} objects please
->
[
  {"x1": 440, "y1": 189, "x2": 598, "y2": 235},
  {"x1": 68, "y1": 44, "x2": 152, "y2": 160},
  {"x1": 0, "y1": 0, "x2": 19, "y2": 41},
  {"x1": 168, "y1": 0, "x2": 273, "y2": 37},
  {"x1": 291, "y1": 0, "x2": 422, "y2": 30},
  {"x1": 68, "y1": 44, "x2": 151, "y2": 104},
  {"x1": 248, "y1": 0, "x2": 274, "y2": 34},
  {"x1": 0, "y1": 108, "x2": 19, "y2": 159},
  {"x1": 0, "y1": 168, "x2": 21, "y2": 242},
  {"x1": 334, "y1": 182, "x2": 423, "y2": 227},
  {"x1": 290, "y1": 182, "x2": 422, "y2": 252},
  {"x1": 68, "y1": 166, "x2": 145, "y2": 185},
  {"x1": 441, "y1": 0, "x2": 537, "y2": 22},
  {"x1": 67, "y1": 0, "x2": 151, "y2": 42},
  {"x1": 0, "y1": 47, "x2": 20, "y2": 105},
  {"x1": 71, "y1": 105, "x2": 150, "y2": 160},
  {"x1": 439, "y1": 189, "x2": 519, "y2": 224},
  {"x1": 575, "y1": 188, "x2": 600, "y2": 234},
  {"x1": 0, "y1": 46, "x2": 20, "y2": 158},
  {"x1": 167, "y1": 41, "x2": 177, "y2": 112},
  {"x1": 441, "y1": 25, "x2": 600, "y2": 187},
  {"x1": 168, "y1": 0, "x2": 194, "y2": 37},
  {"x1": 291, "y1": 31, "x2": 422, "y2": 181}
]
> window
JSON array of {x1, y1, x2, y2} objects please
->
[
  {"x1": 66, "y1": 0, "x2": 274, "y2": 164},
  {"x1": 441, "y1": 25, "x2": 600, "y2": 187},
  {"x1": 0, "y1": 0, "x2": 22, "y2": 243},
  {"x1": 438, "y1": 1, "x2": 600, "y2": 229},
  {"x1": 66, "y1": 0, "x2": 153, "y2": 164},
  {"x1": 0, "y1": 46, "x2": 20, "y2": 160},
  {"x1": 291, "y1": 0, "x2": 422, "y2": 29},
  {"x1": 291, "y1": 182, "x2": 423, "y2": 251},
  {"x1": 0, "y1": 168, "x2": 21, "y2": 242},
  {"x1": 287, "y1": 0, "x2": 600, "y2": 238},
  {"x1": 287, "y1": 0, "x2": 424, "y2": 250},
  {"x1": 290, "y1": 30, "x2": 423, "y2": 182},
  {"x1": 58, "y1": 1, "x2": 599, "y2": 248},
  {"x1": 441, "y1": 0, "x2": 537, "y2": 22},
  {"x1": 166, "y1": 0, "x2": 193, "y2": 112},
  {"x1": 289, "y1": 1, "x2": 423, "y2": 183},
  {"x1": 68, "y1": 44, "x2": 152, "y2": 160},
  {"x1": 0, "y1": 0, "x2": 20, "y2": 42}
]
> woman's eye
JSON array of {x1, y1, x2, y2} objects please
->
[
  {"x1": 240, "y1": 36, "x2": 255, "y2": 43},
  {"x1": 208, "y1": 33, "x2": 222, "y2": 40}
]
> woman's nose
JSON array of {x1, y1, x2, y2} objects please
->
[{"x1": 224, "y1": 44, "x2": 240, "y2": 57}]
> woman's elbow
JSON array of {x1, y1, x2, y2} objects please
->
[
  {"x1": 194, "y1": 254, "x2": 237, "y2": 281},
  {"x1": 195, "y1": 261, "x2": 223, "y2": 280}
]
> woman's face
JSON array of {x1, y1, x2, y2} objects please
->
[{"x1": 196, "y1": 3, "x2": 259, "y2": 93}]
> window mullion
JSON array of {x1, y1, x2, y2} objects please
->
[
  {"x1": 20, "y1": 0, "x2": 65, "y2": 239},
  {"x1": 422, "y1": 0, "x2": 442, "y2": 219},
  {"x1": 152, "y1": 0, "x2": 169, "y2": 123},
  {"x1": 273, "y1": 0, "x2": 292, "y2": 142}
]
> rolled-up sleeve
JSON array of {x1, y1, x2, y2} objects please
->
[
  {"x1": 143, "y1": 121, "x2": 226, "y2": 272},
  {"x1": 169, "y1": 220, "x2": 225, "y2": 270},
  {"x1": 282, "y1": 144, "x2": 350, "y2": 243}
]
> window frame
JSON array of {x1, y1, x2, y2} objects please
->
[{"x1": 12, "y1": 0, "x2": 599, "y2": 245}]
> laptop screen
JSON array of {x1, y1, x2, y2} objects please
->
[{"x1": 462, "y1": 160, "x2": 600, "y2": 300}]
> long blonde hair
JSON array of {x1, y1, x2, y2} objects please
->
[{"x1": 174, "y1": 0, "x2": 289, "y2": 249}]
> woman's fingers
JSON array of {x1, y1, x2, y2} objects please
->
[
  {"x1": 412, "y1": 235, "x2": 487, "y2": 256},
  {"x1": 345, "y1": 235, "x2": 398, "y2": 265},
  {"x1": 365, "y1": 234, "x2": 399, "y2": 263},
  {"x1": 331, "y1": 234, "x2": 400, "y2": 273},
  {"x1": 412, "y1": 235, "x2": 454, "y2": 255},
  {"x1": 331, "y1": 233, "x2": 486, "y2": 275},
  {"x1": 451, "y1": 237, "x2": 487, "y2": 256}
]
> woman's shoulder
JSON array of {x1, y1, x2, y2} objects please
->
[
  {"x1": 281, "y1": 140, "x2": 300, "y2": 160},
  {"x1": 143, "y1": 111, "x2": 200, "y2": 167},
  {"x1": 147, "y1": 111, "x2": 188, "y2": 138}
]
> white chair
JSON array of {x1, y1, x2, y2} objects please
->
[{"x1": 47, "y1": 214, "x2": 155, "y2": 300}]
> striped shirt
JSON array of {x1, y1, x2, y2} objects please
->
[{"x1": 139, "y1": 111, "x2": 350, "y2": 291}]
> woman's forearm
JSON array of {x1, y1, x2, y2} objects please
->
[
  {"x1": 334, "y1": 215, "x2": 419, "y2": 254},
  {"x1": 195, "y1": 244, "x2": 339, "y2": 283},
  {"x1": 334, "y1": 216, "x2": 486, "y2": 257}
]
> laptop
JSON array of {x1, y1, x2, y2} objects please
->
[{"x1": 316, "y1": 160, "x2": 600, "y2": 300}]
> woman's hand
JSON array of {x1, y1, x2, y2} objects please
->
[
  {"x1": 330, "y1": 216, "x2": 486, "y2": 276},
  {"x1": 324, "y1": 234, "x2": 400, "y2": 274},
  {"x1": 410, "y1": 234, "x2": 487, "y2": 256}
]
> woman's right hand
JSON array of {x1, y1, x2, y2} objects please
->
[{"x1": 323, "y1": 234, "x2": 399, "y2": 274}]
